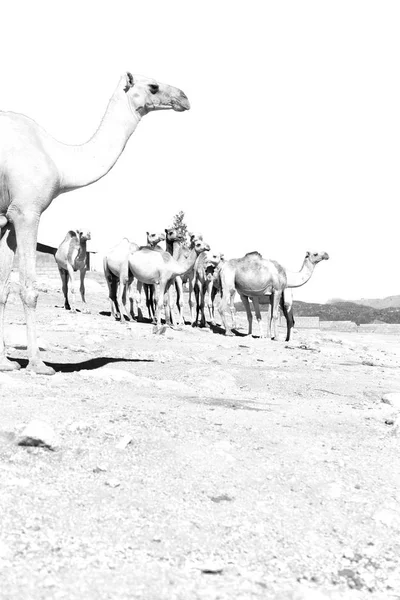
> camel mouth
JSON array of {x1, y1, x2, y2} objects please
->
[{"x1": 171, "y1": 93, "x2": 190, "y2": 112}]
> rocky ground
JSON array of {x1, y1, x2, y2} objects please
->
[{"x1": 1, "y1": 275, "x2": 400, "y2": 600}]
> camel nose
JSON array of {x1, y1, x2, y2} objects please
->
[{"x1": 177, "y1": 91, "x2": 190, "y2": 111}]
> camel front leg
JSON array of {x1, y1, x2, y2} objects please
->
[
  {"x1": 270, "y1": 291, "x2": 282, "y2": 341},
  {"x1": 58, "y1": 267, "x2": 70, "y2": 310},
  {"x1": 174, "y1": 277, "x2": 184, "y2": 326},
  {"x1": 240, "y1": 295, "x2": 253, "y2": 336},
  {"x1": 79, "y1": 267, "x2": 90, "y2": 313},
  {"x1": 0, "y1": 225, "x2": 20, "y2": 371},
  {"x1": 251, "y1": 297, "x2": 266, "y2": 338},
  {"x1": 188, "y1": 275, "x2": 196, "y2": 326},
  {"x1": 66, "y1": 263, "x2": 77, "y2": 312},
  {"x1": 14, "y1": 214, "x2": 54, "y2": 375}
]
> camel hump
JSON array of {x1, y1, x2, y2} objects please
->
[{"x1": 244, "y1": 251, "x2": 263, "y2": 259}]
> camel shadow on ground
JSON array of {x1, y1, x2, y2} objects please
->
[{"x1": 9, "y1": 356, "x2": 153, "y2": 374}]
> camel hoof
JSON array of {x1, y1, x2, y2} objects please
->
[
  {"x1": 26, "y1": 361, "x2": 55, "y2": 376},
  {"x1": 224, "y1": 330, "x2": 235, "y2": 337},
  {"x1": 0, "y1": 357, "x2": 21, "y2": 371}
]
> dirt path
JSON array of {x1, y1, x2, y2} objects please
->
[{"x1": 1, "y1": 281, "x2": 400, "y2": 599}]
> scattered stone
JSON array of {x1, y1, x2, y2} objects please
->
[
  {"x1": 93, "y1": 464, "x2": 108, "y2": 473},
  {"x1": 209, "y1": 494, "x2": 234, "y2": 503},
  {"x1": 381, "y1": 392, "x2": 400, "y2": 409},
  {"x1": 67, "y1": 421, "x2": 92, "y2": 433},
  {"x1": 199, "y1": 560, "x2": 224, "y2": 574},
  {"x1": 17, "y1": 420, "x2": 58, "y2": 450},
  {"x1": 115, "y1": 435, "x2": 132, "y2": 450},
  {"x1": 373, "y1": 508, "x2": 399, "y2": 526},
  {"x1": 104, "y1": 479, "x2": 121, "y2": 488}
]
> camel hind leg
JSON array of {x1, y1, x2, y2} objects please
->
[{"x1": 0, "y1": 224, "x2": 20, "y2": 371}]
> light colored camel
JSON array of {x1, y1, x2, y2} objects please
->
[
  {"x1": 217, "y1": 250, "x2": 329, "y2": 341},
  {"x1": 55, "y1": 229, "x2": 91, "y2": 312},
  {"x1": 0, "y1": 72, "x2": 189, "y2": 374},
  {"x1": 128, "y1": 238, "x2": 209, "y2": 330},
  {"x1": 164, "y1": 227, "x2": 187, "y2": 325},
  {"x1": 252, "y1": 250, "x2": 330, "y2": 340},
  {"x1": 192, "y1": 250, "x2": 224, "y2": 328},
  {"x1": 103, "y1": 238, "x2": 139, "y2": 322},
  {"x1": 218, "y1": 251, "x2": 287, "y2": 340},
  {"x1": 135, "y1": 231, "x2": 166, "y2": 321}
]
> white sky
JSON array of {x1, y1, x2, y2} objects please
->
[{"x1": 1, "y1": 0, "x2": 399, "y2": 303}]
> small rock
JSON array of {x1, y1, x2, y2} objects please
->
[
  {"x1": 93, "y1": 464, "x2": 108, "y2": 473},
  {"x1": 17, "y1": 420, "x2": 58, "y2": 450},
  {"x1": 199, "y1": 560, "x2": 224, "y2": 574},
  {"x1": 115, "y1": 435, "x2": 132, "y2": 450},
  {"x1": 381, "y1": 392, "x2": 400, "y2": 409},
  {"x1": 67, "y1": 421, "x2": 91, "y2": 433},
  {"x1": 209, "y1": 494, "x2": 234, "y2": 503},
  {"x1": 105, "y1": 479, "x2": 121, "y2": 488}
]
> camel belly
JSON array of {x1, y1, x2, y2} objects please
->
[{"x1": 128, "y1": 253, "x2": 163, "y2": 285}]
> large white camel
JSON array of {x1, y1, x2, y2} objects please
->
[{"x1": 0, "y1": 73, "x2": 189, "y2": 374}]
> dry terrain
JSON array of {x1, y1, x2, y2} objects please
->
[{"x1": 1, "y1": 274, "x2": 400, "y2": 600}]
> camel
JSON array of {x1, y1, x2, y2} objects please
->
[
  {"x1": 164, "y1": 228, "x2": 204, "y2": 325},
  {"x1": 252, "y1": 250, "x2": 330, "y2": 340},
  {"x1": 55, "y1": 229, "x2": 91, "y2": 312},
  {"x1": 217, "y1": 252, "x2": 288, "y2": 340},
  {"x1": 192, "y1": 250, "x2": 224, "y2": 328},
  {"x1": 128, "y1": 238, "x2": 210, "y2": 330},
  {"x1": 136, "y1": 231, "x2": 166, "y2": 321},
  {"x1": 103, "y1": 238, "x2": 139, "y2": 322},
  {"x1": 217, "y1": 250, "x2": 329, "y2": 341},
  {"x1": 0, "y1": 72, "x2": 189, "y2": 374}
]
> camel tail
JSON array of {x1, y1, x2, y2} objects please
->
[{"x1": 280, "y1": 291, "x2": 295, "y2": 342}]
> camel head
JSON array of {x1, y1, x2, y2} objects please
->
[
  {"x1": 77, "y1": 229, "x2": 91, "y2": 242},
  {"x1": 205, "y1": 251, "x2": 224, "y2": 268},
  {"x1": 122, "y1": 73, "x2": 190, "y2": 116},
  {"x1": 193, "y1": 239, "x2": 210, "y2": 255},
  {"x1": 189, "y1": 232, "x2": 203, "y2": 248},
  {"x1": 146, "y1": 231, "x2": 166, "y2": 247},
  {"x1": 305, "y1": 251, "x2": 329, "y2": 265}
]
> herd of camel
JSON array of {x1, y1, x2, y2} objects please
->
[
  {"x1": 0, "y1": 71, "x2": 328, "y2": 375},
  {"x1": 54, "y1": 226, "x2": 329, "y2": 345}
]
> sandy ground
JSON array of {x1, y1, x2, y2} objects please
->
[{"x1": 1, "y1": 275, "x2": 400, "y2": 600}]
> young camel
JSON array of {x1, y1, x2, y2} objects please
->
[
  {"x1": 218, "y1": 252, "x2": 288, "y2": 340},
  {"x1": 128, "y1": 239, "x2": 210, "y2": 331},
  {"x1": 164, "y1": 227, "x2": 188, "y2": 325},
  {"x1": 0, "y1": 72, "x2": 189, "y2": 374},
  {"x1": 103, "y1": 238, "x2": 139, "y2": 322},
  {"x1": 55, "y1": 229, "x2": 91, "y2": 312},
  {"x1": 135, "y1": 231, "x2": 166, "y2": 321},
  {"x1": 192, "y1": 250, "x2": 224, "y2": 328}
]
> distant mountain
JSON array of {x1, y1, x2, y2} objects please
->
[
  {"x1": 235, "y1": 298, "x2": 400, "y2": 325},
  {"x1": 327, "y1": 295, "x2": 400, "y2": 309},
  {"x1": 293, "y1": 300, "x2": 400, "y2": 325}
]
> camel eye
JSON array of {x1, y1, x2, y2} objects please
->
[{"x1": 149, "y1": 84, "x2": 159, "y2": 95}]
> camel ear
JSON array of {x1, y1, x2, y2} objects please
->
[
  {"x1": 305, "y1": 251, "x2": 311, "y2": 258},
  {"x1": 123, "y1": 72, "x2": 134, "y2": 92},
  {"x1": 220, "y1": 253, "x2": 225, "y2": 261}
]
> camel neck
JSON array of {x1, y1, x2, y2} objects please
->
[
  {"x1": 175, "y1": 247, "x2": 198, "y2": 276},
  {"x1": 286, "y1": 258, "x2": 315, "y2": 288},
  {"x1": 47, "y1": 89, "x2": 141, "y2": 193}
]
